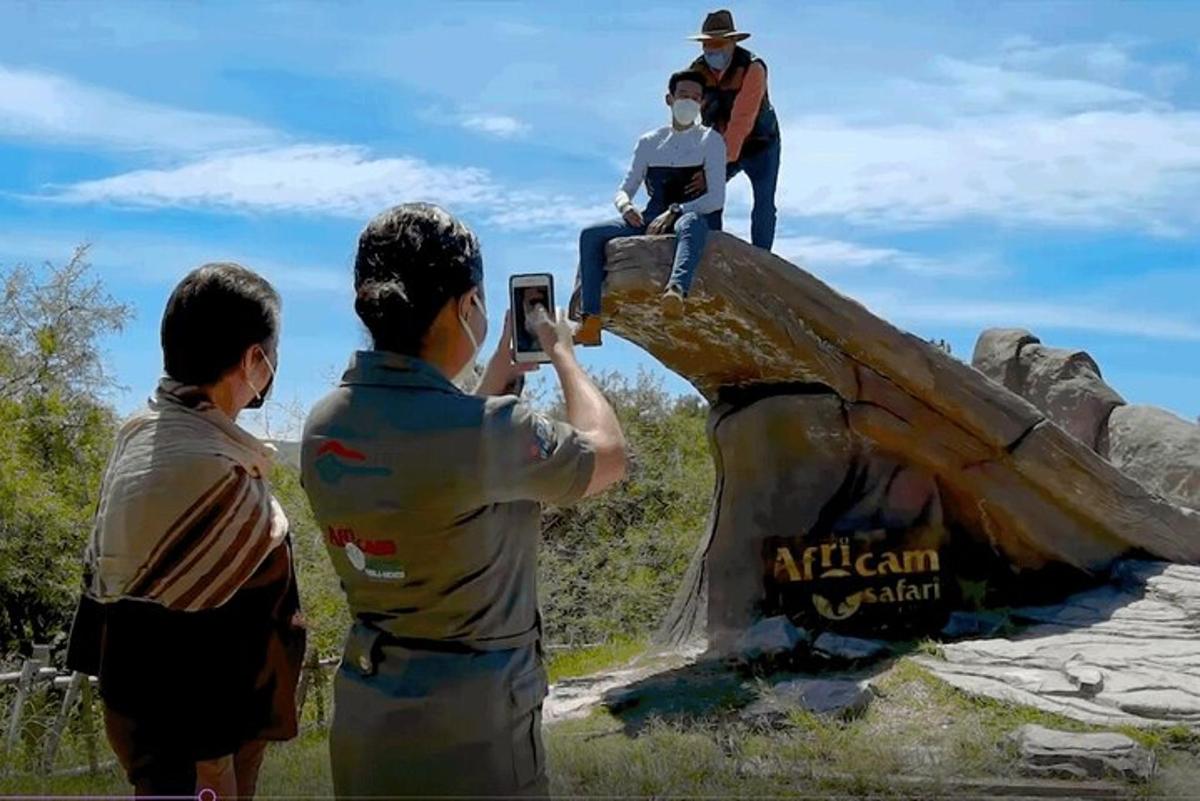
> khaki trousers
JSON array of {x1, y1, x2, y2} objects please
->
[{"x1": 330, "y1": 624, "x2": 548, "y2": 798}]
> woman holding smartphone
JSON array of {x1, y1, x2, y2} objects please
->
[{"x1": 301, "y1": 203, "x2": 627, "y2": 797}]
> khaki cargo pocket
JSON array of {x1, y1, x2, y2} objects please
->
[{"x1": 509, "y1": 664, "x2": 549, "y2": 790}]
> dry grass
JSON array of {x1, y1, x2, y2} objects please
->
[
  {"x1": 546, "y1": 636, "x2": 649, "y2": 683},
  {"x1": 5, "y1": 657, "x2": 1200, "y2": 798},
  {"x1": 546, "y1": 657, "x2": 1200, "y2": 798}
]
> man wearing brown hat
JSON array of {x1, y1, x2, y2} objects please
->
[{"x1": 687, "y1": 9, "x2": 781, "y2": 251}]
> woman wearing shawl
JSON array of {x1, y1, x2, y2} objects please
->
[{"x1": 66, "y1": 263, "x2": 306, "y2": 798}]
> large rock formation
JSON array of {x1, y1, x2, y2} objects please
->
[
  {"x1": 971, "y1": 329, "x2": 1125, "y2": 456},
  {"x1": 973, "y1": 328, "x2": 1200, "y2": 511},
  {"x1": 1108, "y1": 405, "x2": 1200, "y2": 510},
  {"x1": 583, "y1": 232, "x2": 1200, "y2": 652}
]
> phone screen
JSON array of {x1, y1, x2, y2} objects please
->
[{"x1": 511, "y1": 280, "x2": 552, "y2": 358}]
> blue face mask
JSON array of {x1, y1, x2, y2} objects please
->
[{"x1": 704, "y1": 49, "x2": 731, "y2": 71}]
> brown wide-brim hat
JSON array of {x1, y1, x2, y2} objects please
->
[{"x1": 688, "y1": 8, "x2": 751, "y2": 42}]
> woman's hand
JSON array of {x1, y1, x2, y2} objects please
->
[
  {"x1": 529, "y1": 305, "x2": 576, "y2": 363},
  {"x1": 474, "y1": 310, "x2": 539, "y2": 396}
]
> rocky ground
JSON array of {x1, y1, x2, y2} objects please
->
[
  {"x1": 544, "y1": 647, "x2": 1200, "y2": 798},
  {"x1": 540, "y1": 556, "x2": 1200, "y2": 797}
]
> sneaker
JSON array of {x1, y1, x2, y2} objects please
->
[
  {"x1": 661, "y1": 285, "x2": 685, "y2": 319},
  {"x1": 575, "y1": 314, "x2": 603, "y2": 347}
]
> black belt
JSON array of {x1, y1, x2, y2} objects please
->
[
  {"x1": 345, "y1": 620, "x2": 542, "y2": 676},
  {"x1": 379, "y1": 632, "x2": 483, "y2": 654}
]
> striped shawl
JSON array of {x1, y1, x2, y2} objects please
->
[{"x1": 85, "y1": 379, "x2": 288, "y2": 611}]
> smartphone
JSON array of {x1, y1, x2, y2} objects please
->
[{"x1": 510, "y1": 273, "x2": 555, "y2": 364}]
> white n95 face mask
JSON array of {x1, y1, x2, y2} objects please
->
[
  {"x1": 672, "y1": 98, "x2": 701, "y2": 126},
  {"x1": 454, "y1": 293, "x2": 486, "y2": 386}
]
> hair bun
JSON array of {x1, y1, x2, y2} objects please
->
[
  {"x1": 354, "y1": 278, "x2": 415, "y2": 329},
  {"x1": 357, "y1": 278, "x2": 410, "y2": 306},
  {"x1": 353, "y1": 203, "x2": 483, "y2": 355}
]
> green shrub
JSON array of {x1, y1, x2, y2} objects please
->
[{"x1": 537, "y1": 370, "x2": 713, "y2": 646}]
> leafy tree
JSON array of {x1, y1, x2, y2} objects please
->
[
  {"x1": 269, "y1": 463, "x2": 352, "y2": 657},
  {"x1": 0, "y1": 248, "x2": 130, "y2": 653}
]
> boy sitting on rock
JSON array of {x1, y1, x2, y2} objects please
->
[{"x1": 574, "y1": 70, "x2": 726, "y2": 346}]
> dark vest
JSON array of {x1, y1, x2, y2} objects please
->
[
  {"x1": 690, "y1": 46, "x2": 781, "y2": 157},
  {"x1": 646, "y1": 165, "x2": 704, "y2": 208},
  {"x1": 642, "y1": 166, "x2": 723, "y2": 229}
]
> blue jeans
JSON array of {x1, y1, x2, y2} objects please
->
[
  {"x1": 579, "y1": 210, "x2": 720, "y2": 316},
  {"x1": 727, "y1": 138, "x2": 780, "y2": 251}
]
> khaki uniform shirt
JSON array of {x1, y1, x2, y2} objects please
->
[{"x1": 301, "y1": 351, "x2": 595, "y2": 650}]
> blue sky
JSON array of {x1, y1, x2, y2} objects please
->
[{"x1": 1, "y1": 0, "x2": 1198, "y2": 434}]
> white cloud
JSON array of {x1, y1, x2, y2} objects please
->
[
  {"x1": 996, "y1": 37, "x2": 1189, "y2": 97},
  {"x1": 23, "y1": 46, "x2": 1200, "y2": 241},
  {"x1": 51, "y1": 144, "x2": 495, "y2": 216},
  {"x1": 0, "y1": 64, "x2": 278, "y2": 153},
  {"x1": 461, "y1": 113, "x2": 531, "y2": 138},
  {"x1": 999, "y1": 38, "x2": 1136, "y2": 82},
  {"x1": 777, "y1": 108, "x2": 1200, "y2": 231},
  {"x1": 0, "y1": 226, "x2": 346, "y2": 294},
  {"x1": 695, "y1": 47, "x2": 1200, "y2": 236},
  {"x1": 856, "y1": 291, "x2": 1200, "y2": 342},
  {"x1": 761, "y1": 44, "x2": 1199, "y2": 234},
  {"x1": 771, "y1": 236, "x2": 995, "y2": 277},
  {"x1": 485, "y1": 188, "x2": 611, "y2": 232},
  {"x1": 927, "y1": 56, "x2": 1151, "y2": 113},
  {"x1": 45, "y1": 143, "x2": 608, "y2": 233}
]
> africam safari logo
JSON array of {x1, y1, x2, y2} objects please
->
[{"x1": 772, "y1": 537, "x2": 942, "y2": 622}]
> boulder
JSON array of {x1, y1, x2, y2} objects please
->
[
  {"x1": 1065, "y1": 665, "x2": 1104, "y2": 696},
  {"x1": 657, "y1": 390, "x2": 958, "y2": 653},
  {"x1": 813, "y1": 633, "x2": 889, "y2": 662},
  {"x1": 740, "y1": 677, "x2": 873, "y2": 724},
  {"x1": 973, "y1": 330, "x2": 1200, "y2": 512},
  {"x1": 1010, "y1": 724, "x2": 1155, "y2": 782},
  {"x1": 1108, "y1": 405, "x2": 1200, "y2": 511},
  {"x1": 970, "y1": 328, "x2": 1040, "y2": 390},
  {"x1": 972, "y1": 328, "x2": 1125, "y2": 454},
  {"x1": 732, "y1": 616, "x2": 809, "y2": 663},
  {"x1": 940, "y1": 610, "x2": 1006, "y2": 640},
  {"x1": 657, "y1": 392, "x2": 858, "y2": 652}
]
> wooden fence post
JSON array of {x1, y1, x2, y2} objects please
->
[
  {"x1": 295, "y1": 648, "x2": 315, "y2": 723},
  {"x1": 79, "y1": 675, "x2": 98, "y2": 776},
  {"x1": 312, "y1": 653, "x2": 326, "y2": 728},
  {"x1": 4, "y1": 644, "x2": 50, "y2": 763},
  {"x1": 42, "y1": 672, "x2": 84, "y2": 774}
]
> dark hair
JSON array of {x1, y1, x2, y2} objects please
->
[
  {"x1": 354, "y1": 203, "x2": 483, "y2": 355},
  {"x1": 161, "y1": 263, "x2": 280, "y2": 386},
  {"x1": 669, "y1": 69, "x2": 707, "y2": 95}
]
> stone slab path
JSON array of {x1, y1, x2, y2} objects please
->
[{"x1": 917, "y1": 560, "x2": 1200, "y2": 728}]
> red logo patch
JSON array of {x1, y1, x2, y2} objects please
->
[
  {"x1": 327, "y1": 526, "x2": 396, "y2": 556},
  {"x1": 317, "y1": 440, "x2": 366, "y2": 461}
]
